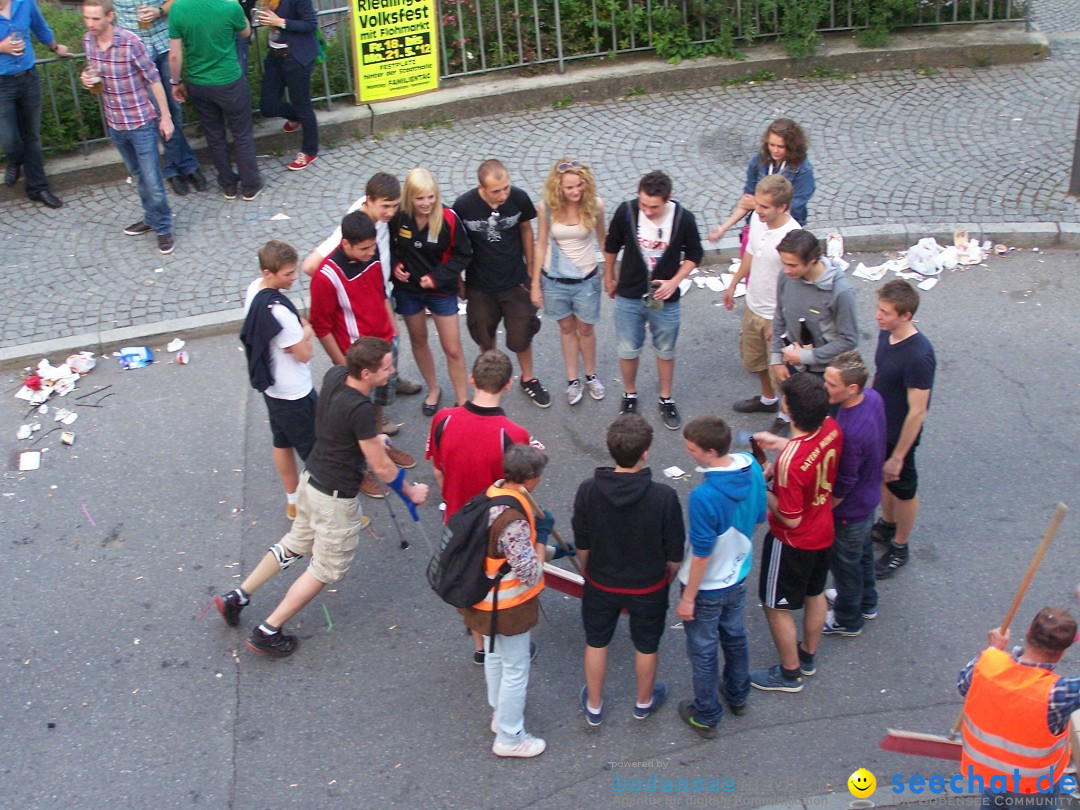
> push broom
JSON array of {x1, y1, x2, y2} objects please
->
[{"x1": 879, "y1": 502, "x2": 1068, "y2": 761}]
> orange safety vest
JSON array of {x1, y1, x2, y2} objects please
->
[
  {"x1": 961, "y1": 648, "x2": 1070, "y2": 793},
  {"x1": 471, "y1": 483, "x2": 544, "y2": 612}
]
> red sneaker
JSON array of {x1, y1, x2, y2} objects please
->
[
  {"x1": 287, "y1": 152, "x2": 317, "y2": 171},
  {"x1": 282, "y1": 119, "x2": 301, "y2": 133}
]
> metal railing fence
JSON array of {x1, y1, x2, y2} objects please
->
[{"x1": 34, "y1": 0, "x2": 1025, "y2": 154}]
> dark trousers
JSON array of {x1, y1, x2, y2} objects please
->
[
  {"x1": 259, "y1": 51, "x2": 318, "y2": 156},
  {"x1": 186, "y1": 76, "x2": 261, "y2": 195},
  {"x1": 0, "y1": 67, "x2": 49, "y2": 194}
]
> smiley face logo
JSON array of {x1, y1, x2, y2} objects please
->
[{"x1": 847, "y1": 768, "x2": 876, "y2": 798}]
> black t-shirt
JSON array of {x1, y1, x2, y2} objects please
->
[
  {"x1": 452, "y1": 186, "x2": 536, "y2": 292},
  {"x1": 872, "y1": 329, "x2": 935, "y2": 444},
  {"x1": 305, "y1": 365, "x2": 378, "y2": 495}
]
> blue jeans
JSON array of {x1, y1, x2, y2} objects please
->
[
  {"x1": 0, "y1": 67, "x2": 49, "y2": 194},
  {"x1": 614, "y1": 295, "x2": 680, "y2": 360},
  {"x1": 829, "y1": 515, "x2": 877, "y2": 629},
  {"x1": 682, "y1": 580, "x2": 749, "y2": 726},
  {"x1": 109, "y1": 120, "x2": 172, "y2": 235},
  {"x1": 260, "y1": 52, "x2": 318, "y2": 156},
  {"x1": 151, "y1": 50, "x2": 199, "y2": 179},
  {"x1": 235, "y1": 32, "x2": 252, "y2": 79},
  {"x1": 186, "y1": 77, "x2": 261, "y2": 195},
  {"x1": 483, "y1": 630, "x2": 532, "y2": 746}
]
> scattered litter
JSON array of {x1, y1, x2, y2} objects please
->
[
  {"x1": 270, "y1": 212, "x2": 291, "y2": 221},
  {"x1": 30, "y1": 423, "x2": 41, "y2": 432},
  {"x1": 65, "y1": 352, "x2": 96, "y2": 374},
  {"x1": 853, "y1": 261, "x2": 891, "y2": 282},
  {"x1": 81, "y1": 504, "x2": 97, "y2": 527},
  {"x1": 995, "y1": 244, "x2": 1007, "y2": 256},
  {"x1": 19, "y1": 451, "x2": 41, "y2": 471},
  {"x1": 118, "y1": 346, "x2": 154, "y2": 369},
  {"x1": 1032, "y1": 246, "x2": 1040, "y2": 252},
  {"x1": 323, "y1": 604, "x2": 333, "y2": 631},
  {"x1": 53, "y1": 408, "x2": 77, "y2": 425},
  {"x1": 16, "y1": 425, "x2": 31, "y2": 440},
  {"x1": 60, "y1": 431, "x2": 75, "y2": 446},
  {"x1": 917, "y1": 277, "x2": 939, "y2": 292},
  {"x1": 826, "y1": 232, "x2": 844, "y2": 259},
  {"x1": 166, "y1": 338, "x2": 185, "y2": 352},
  {"x1": 176, "y1": 350, "x2": 190, "y2": 365},
  {"x1": 907, "y1": 238, "x2": 946, "y2": 275},
  {"x1": 663, "y1": 466, "x2": 688, "y2": 479},
  {"x1": 677, "y1": 278, "x2": 692, "y2": 296}
]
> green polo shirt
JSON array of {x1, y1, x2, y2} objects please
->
[{"x1": 168, "y1": 0, "x2": 247, "y2": 86}]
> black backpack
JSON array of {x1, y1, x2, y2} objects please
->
[{"x1": 427, "y1": 493, "x2": 519, "y2": 609}]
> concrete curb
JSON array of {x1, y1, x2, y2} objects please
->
[
  {"x1": 28, "y1": 22, "x2": 1048, "y2": 192},
  {"x1": 2, "y1": 220, "x2": 1071, "y2": 372}
]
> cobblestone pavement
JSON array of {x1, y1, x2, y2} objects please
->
[{"x1": 1, "y1": 9, "x2": 1077, "y2": 349}]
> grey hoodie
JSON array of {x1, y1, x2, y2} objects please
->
[{"x1": 770, "y1": 258, "x2": 858, "y2": 372}]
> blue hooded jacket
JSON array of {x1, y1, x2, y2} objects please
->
[{"x1": 677, "y1": 453, "x2": 767, "y2": 593}]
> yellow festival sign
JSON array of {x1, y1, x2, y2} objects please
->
[{"x1": 350, "y1": 0, "x2": 439, "y2": 102}]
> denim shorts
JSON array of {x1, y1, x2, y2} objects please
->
[
  {"x1": 541, "y1": 271, "x2": 601, "y2": 324},
  {"x1": 393, "y1": 286, "x2": 460, "y2": 317},
  {"x1": 613, "y1": 295, "x2": 681, "y2": 360}
]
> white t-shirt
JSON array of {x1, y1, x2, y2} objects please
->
[
  {"x1": 316, "y1": 195, "x2": 392, "y2": 296},
  {"x1": 244, "y1": 278, "x2": 313, "y2": 400},
  {"x1": 744, "y1": 213, "x2": 802, "y2": 320},
  {"x1": 636, "y1": 201, "x2": 675, "y2": 274}
]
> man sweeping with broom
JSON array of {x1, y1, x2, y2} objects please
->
[{"x1": 957, "y1": 607, "x2": 1080, "y2": 806}]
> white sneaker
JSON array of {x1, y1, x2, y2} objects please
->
[
  {"x1": 585, "y1": 376, "x2": 606, "y2": 400},
  {"x1": 824, "y1": 587, "x2": 877, "y2": 620},
  {"x1": 566, "y1": 380, "x2": 583, "y2": 406},
  {"x1": 492, "y1": 734, "x2": 546, "y2": 758}
]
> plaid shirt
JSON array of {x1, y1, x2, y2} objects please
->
[
  {"x1": 83, "y1": 27, "x2": 161, "y2": 131},
  {"x1": 112, "y1": 0, "x2": 170, "y2": 59},
  {"x1": 958, "y1": 646, "x2": 1080, "y2": 736}
]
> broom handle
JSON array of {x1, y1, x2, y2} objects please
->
[
  {"x1": 518, "y1": 488, "x2": 584, "y2": 575},
  {"x1": 950, "y1": 502, "x2": 1069, "y2": 738}
]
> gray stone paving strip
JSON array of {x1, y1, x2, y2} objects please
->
[
  {"x1": 35, "y1": 23, "x2": 1047, "y2": 191},
  {"x1": 0, "y1": 18, "x2": 1073, "y2": 355}
]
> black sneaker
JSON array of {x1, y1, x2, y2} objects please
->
[
  {"x1": 168, "y1": 174, "x2": 190, "y2": 196},
  {"x1": 875, "y1": 544, "x2": 909, "y2": 579},
  {"x1": 520, "y1": 378, "x2": 551, "y2": 408},
  {"x1": 473, "y1": 649, "x2": 485, "y2": 665},
  {"x1": 620, "y1": 394, "x2": 638, "y2": 414},
  {"x1": 723, "y1": 697, "x2": 748, "y2": 716},
  {"x1": 659, "y1": 399, "x2": 681, "y2": 430},
  {"x1": 768, "y1": 416, "x2": 790, "y2": 437},
  {"x1": 870, "y1": 518, "x2": 896, "y2": 547},
  {"x1": 245, "y1": 627, "x2": 299, "y2": 657},
  {"x1": 797, "y1": 644, "x2": 816, "y2": 677},
  {"x1": 186, "y1": 169, "x2": 209, "y2": 192},
  {"x1": 213, "y1": 591, "x2": 244, "y2": 627},
  {"x1": 678, "y1": 699, "x2": 717, "y2": 739},
  {"x1": 157, "y1": 233, "x2": 175, "y2": 255},
  {"x1": 222, "y1": 184, "x2": 238, "y2": 200},
  {"x1": 733, "y1": 396, "x2": 779, "y2": 414},
  {"x1": 124, "y1": 221, "x2": 152, "y2": 236}
]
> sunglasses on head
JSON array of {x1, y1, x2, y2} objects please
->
[{"x1": 557, "y1": 160, "x2": 584, "y2": 173}]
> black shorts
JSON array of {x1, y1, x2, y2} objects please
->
[
  {"x1": 581, "y1": 580, "x2": 670, "y2": 654},
  {"x1": 884, "y1": 441, "x2": 918, "y2": 500},
  {"x1": 465, "y1": 285, "x2": 541, "y2": 353},
  {"x1": 263, "y1": 390, "x2": 317, "y2": 459},
  {"x1": 758, "y1": 533, "x2": 829, "y2": 611}
]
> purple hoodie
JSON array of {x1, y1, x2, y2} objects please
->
[{"x1": 833, "y1": 388, "x2": 886, "y2": 522}]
